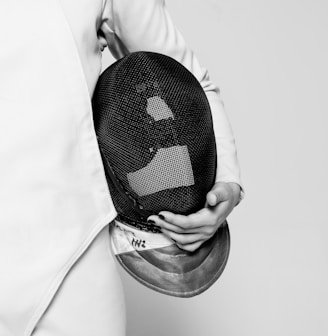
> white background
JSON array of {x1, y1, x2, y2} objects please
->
[{"x1": 102, "y1": 0, "x2": 328, "y2": 335}]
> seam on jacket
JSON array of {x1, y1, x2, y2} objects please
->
[
  {"x1": 24, "y1": 214, "x2": 115, "y2": 336},
  {"x1": 101, "y1": 0, "x2": 114, "y2": 32},
  {"x1": 111, "y1": 0, "x2": 116, "y2": 34}
]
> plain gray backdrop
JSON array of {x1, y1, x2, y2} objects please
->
[{"x1": 102, "y1": 0, "x2": 328, "y2": 335}]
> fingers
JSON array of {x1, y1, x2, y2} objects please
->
[
  {"x1": 150, "y1": 219, "x2": 203, "y2": 234},
  {"x1": 145, "y1": 182, "x2": 240, "y2": 252},
  {"x1": 161, "y1": 229, "x2": 203, "y2": 244},
  {"x1": 176, "y1": 240, "x2": 204, "y2": 252},
  {"x1": 160, "y1": 228, "x2": 206, "y2": 252},
  {"x1": 150, "y1": 208, "x2": 221, "y2": 230},
  {"x1": 156, "y1": 202, "x2": 229, "y2": 231},
  {"x1": 147, "y1": 210, "x2": 221, "y2": 251},
  {"x1": 151, "y1": 211, "x2": 207, "y2": 230},
  {"x1": 147, "y1": 201, "x2": 230, "y2": 237}
]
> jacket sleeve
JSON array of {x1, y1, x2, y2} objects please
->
[{"x1": 100, "y1": 0, "x2": 244, "y2": 200}]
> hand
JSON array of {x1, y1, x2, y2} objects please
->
[{"x1": 147, "y1": 182, "x2": 241, "y2": 252}]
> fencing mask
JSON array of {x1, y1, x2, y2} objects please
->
[{"x1": 92, "y1": 51, "x2": 230, "y2": 297}]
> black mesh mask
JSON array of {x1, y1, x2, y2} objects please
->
[
  {"x1": 92, "y1": 51, "x2": 217, "y2": 230},
  {"x1": 92, "y1": 52, "x2": 231, "y2": 298}
]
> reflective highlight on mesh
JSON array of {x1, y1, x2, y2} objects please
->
[
  {"x1": 127, "y1": 146, "x2": 194, "y2": 196},
  {"x1": 146, "y1": 96, "x2": 174, "y2": 120}
]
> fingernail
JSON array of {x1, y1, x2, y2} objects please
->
[
  {"x1": 147, "y1": 220, "x2": 162, "y2": 233},
  {"x1": 158, "y1": 214, "x2": 165, "y2": 220}
]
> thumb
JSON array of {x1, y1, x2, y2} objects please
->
[{"x1": 206, "y1": 184, "x2": 227, "y2": 207}]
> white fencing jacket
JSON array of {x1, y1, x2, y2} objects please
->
[{"x1": 0, "y1": 0, "x2": 242, "y2": 335}]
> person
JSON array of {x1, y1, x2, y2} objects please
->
[{"x1": 0, "y1": 0, "x2": 243, "y2": 335}]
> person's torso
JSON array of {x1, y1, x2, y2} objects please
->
[{"x1": 0, "y1": 1, "x2": 116, "y2": 334}]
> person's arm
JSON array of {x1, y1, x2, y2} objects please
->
[{"x1": 99, "y1": 0, "x2": 244, "y2": 250}]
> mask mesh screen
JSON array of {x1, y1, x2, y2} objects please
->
[{"x1": 93, "y1": 52, "x2": 217, "y2": 225}]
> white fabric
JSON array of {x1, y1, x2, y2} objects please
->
[
  {"x1": 33, "y1": 226, "x2": 126, "y2": 336},
  {"x1": 0, "y1": 0, "x2": 242, "y2": 335},
  {"x1": 111, "y1": 220, "x2": 174, "y2": 254},
  {"x1": 0, "y1": 1, "x2": 116, "y2": 335}
]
